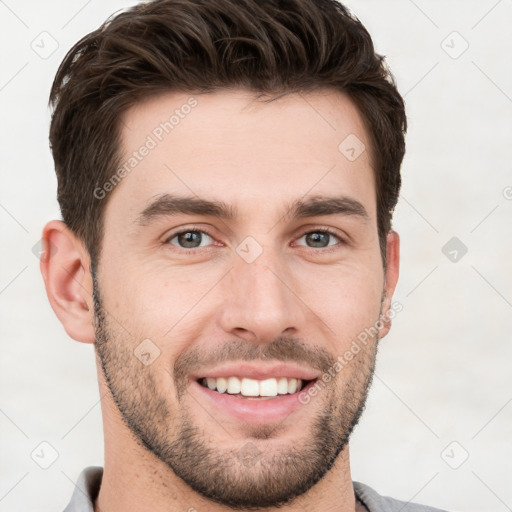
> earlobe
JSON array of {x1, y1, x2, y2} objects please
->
[
  {"x1": 39, "y1": 220, "x2": 96, "y2": 344},
  {"x1": 378, "y1": 230, "x2": 400, "y2": 340}
]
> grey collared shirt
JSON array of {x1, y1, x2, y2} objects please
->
[{"x1": 63, "y1": 466, "x2": 450, "y2": 512}]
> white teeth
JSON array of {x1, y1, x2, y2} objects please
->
[
  {"x1": 287, "y1": 378, "x2": 298, "y2": 394},
  {"x1": 227, "y1": 376, "x2": 241, "y2": 394},
  {"x1": 241, "y1": 378, "x2": 260, "y2": 396},
  {"x1": 277, "y1": 377, "x2": 289, "y2": 394},
  {"x1": 201, "y1": 376, "x2": 308, "y2": 397},
  {"x1": 259, "y1": 378, "x2": 278, "y2": 397},
  {"x1": 216, "y1": 377, "x2": 228, "y2": 393}
]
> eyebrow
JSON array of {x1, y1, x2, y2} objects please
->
[{"x1": 135, "y1": 193, "x2": 370, "y2": 226}]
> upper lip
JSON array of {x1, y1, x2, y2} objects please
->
[{"x1": 192, "y1": 363, "x2": 320, "y2": 382}]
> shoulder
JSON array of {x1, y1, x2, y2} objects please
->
[
  {"x1": 353, "y1": 481, "x2": 452, "y2": 512},
  {"x1": 63, "y1": 466, "x2": 103, "y2": 512}
]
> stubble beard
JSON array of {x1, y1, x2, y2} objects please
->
[{"x1": 92, "y1": 269, "x2": 379, "y2": 509}]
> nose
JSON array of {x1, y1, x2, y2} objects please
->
[{"x1": 216, "y1": 248, "x2": 305, "y2": 345}]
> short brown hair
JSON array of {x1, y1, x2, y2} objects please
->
[{"x1": 49, "y1": 0, "x2": 406, "y2": 269}]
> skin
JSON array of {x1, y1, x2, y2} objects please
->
[{"x1": 40, "y1": 88, "x2": 399, "y2": 512}]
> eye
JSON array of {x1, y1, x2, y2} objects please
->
[
  {"x1": 163, "y1": 226, "x2": 345, "y2": 254},
  {"x1": 295, "y1": 229, "x2": 343, "y2": 249},
  {"x1": 165, "y1": 229, "x2": 214, "y2": 249}
]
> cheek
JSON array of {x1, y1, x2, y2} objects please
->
[
  {"x1": 103, "y1": 271, "x2": 212, "y2": 357},
  {"x1": 104, "y1": 257, "x2": 195, "y2": 315},
  {"x1": 292, "y1": 263, "x2": 384, "y2": 343}
]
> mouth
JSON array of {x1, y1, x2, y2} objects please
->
[
  {"x1": 197, "y1": 376, "x2": 315, "y2": 400},
  {"x1": 191, "y1": 376, "x2": 319, "y2": 424}
]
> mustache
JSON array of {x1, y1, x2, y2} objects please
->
[{"x1": 173, "y1": 336, "x2": 337, "y2": 385}]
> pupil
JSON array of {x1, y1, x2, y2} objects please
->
[
  {"x1": 307, "y1": 232, "x2": 329, "y2": 248},
  {"x1": 179, "y1": 231, "x2": 202, "y2": 248}
]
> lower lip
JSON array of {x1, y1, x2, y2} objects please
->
[{"x1": 190, "y1": 379, "x2": 316, "y2": 424}]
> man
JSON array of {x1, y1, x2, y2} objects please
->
[{"x1": 39, "y1": 0, "x2": 449, "y2": 511}]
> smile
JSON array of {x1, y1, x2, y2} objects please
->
[
  {"x1": 198, "y1": 376, "x2": 311, "y2": 399},
  {"x1": 191, "y1": 377, "x2": 318, "y2": 423}
]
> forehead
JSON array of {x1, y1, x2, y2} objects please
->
[{"x1": 105, "y1": 88, "x2": 376, "y2": 227}]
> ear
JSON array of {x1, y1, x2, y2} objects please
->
[
  {"x1": 39, "y1": 220, "x2": 95, "y2": 344},
  {"x1": 378, "y1": 230, "x2": 400, "y2": 339}
]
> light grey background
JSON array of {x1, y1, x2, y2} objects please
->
[{"x1": 1, "y1": 1, "x2": 511, "y2": 511}]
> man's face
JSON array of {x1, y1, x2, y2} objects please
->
[{"x1": 93, "y1": 89, "x2": 395, "y2": 508}]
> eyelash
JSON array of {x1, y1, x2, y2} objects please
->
[{"x1": 163, "y1": 225, "x2": 347, "y2": 255}]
